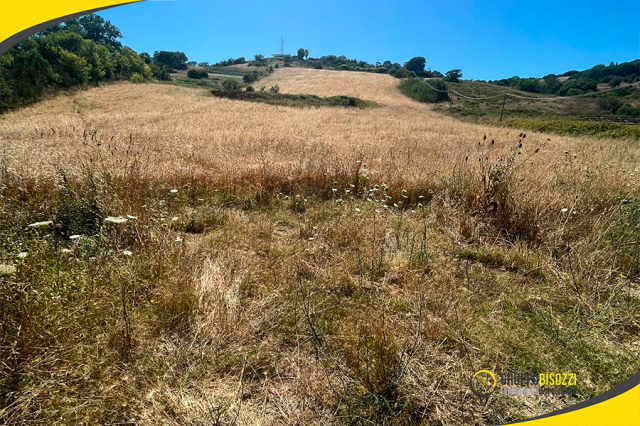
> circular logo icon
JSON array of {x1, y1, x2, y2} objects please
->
[{"x1": 470, "y1": 370, "x2": 497, "y2": 397}]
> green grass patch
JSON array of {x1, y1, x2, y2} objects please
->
[{"x1": 210, "y1": 90, "x2": 375, "y2": 109}]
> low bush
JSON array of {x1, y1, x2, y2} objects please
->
[
  {"x1": 187, "y1": 69, "x2": 208, "y2": 79},
  {"x1": 210, "y1": 90, "x2": 375, "y2": 109},
  {"x1": 243, "y1": 70, "x2": 262, "y2": 83},
  {"x1": 398, "y1": 78, "x2": 449, "y2": 103},
  {"x1": 221, "y1": 78, "x2": 242, "y2": 91}
]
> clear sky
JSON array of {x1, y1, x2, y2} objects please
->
[{"x1": 98, "y1": 0, "x2": 640, "y2": 81}]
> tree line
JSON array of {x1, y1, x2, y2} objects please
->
[
  {"x1": 486, "y1": 60, "x2": 639, "y2": 96},
  {"x1": 0, "y1": 14, "x2": 191, "y2": 113}
]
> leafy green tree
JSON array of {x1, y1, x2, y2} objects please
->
[
  {"x1": 57, "y1": 50, "x2": 90, "y2": 87},
  {"x1": 444, "y1": 69, "x2": 462, "y2": 83},
  {"x1": 115, "y1": 47, "x2": 151, "y2": 80},
  {"x1": 405, "y1": 57, "x2": 426, "y2": 73},
  {"x1": 153, "y1": 51, "x2": 188, "y2": 70},
  {"x1": 558, "y1": 79, "x2": 597, "y2": 96},
  {"x1": 297, "y1": 48, "x2": 305, "y2": 60},
  {"x1": 81, "y1": 40, "x2": 114, "y2": 82},
  {"x1": 609, "y1": 76, "x2": 623, "y2": 87},
  {"x1": 139, "y1": 52, "x2": 152, "y2": 64},
  {"x1": 73, "y1": 14, "x2": 123, "y2": 48},
  {"x1": 541, "y1": 75, "x2": 561, "y2": 94},
  {"x1": 253, "y1": 54, "x2": 266, "y2": 66},
  {"x1": 150, "y1": 63, "x2": 170, "y2": 80},
  {"x1": 304, "y1": 49, "x2": 309, "y2": 60},
  {"x1": 0, "y1": 40, "x2": 53, "y2": 111},
  {"x1": 516, "y1": 77, "x2": 541, "y2": 93}
]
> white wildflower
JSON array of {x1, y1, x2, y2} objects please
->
[
  {"x1": 354, "y1": 208, "x2": 361, "y2": 212},
  {"x1": 175, "y1": 236, "x2": 183, "y2": 242},
  {"x1": 0, "y1": 264, "x2": 17, "y2": 276},
  {"x1": 169, "y1": 189, "x2": 178, "y2": 194},
  {"x1": 17, "y1": 252, "x2": 28, "y2": 259},
  {"x1": 104, "y1": 216, "x2": 127, "y2": 224},
  {"x1": 61, "y1": 248, "x2": 71, "y2": 253},
  {"x1": 69, "y1": 235, "x2": 82, "y2": 240},
  {"x1": 28, "y1": 220, "x2": 53, "y2": 228},
  {"x1": 172, "y1": 217, "x2": 178, "y2": 221},
  {"x1": 122, "y1": 250, "x2": 133, "y2": 256}
]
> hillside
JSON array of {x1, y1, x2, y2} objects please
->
[
  {"x1": 257, "y1": 68, "x2": 418, "y2": 107},
  {"x1": 1, "y1": 70, "x2": 640, "y2": 425}
]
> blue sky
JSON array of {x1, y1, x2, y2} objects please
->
[{"x1": 98, "y1": 0, "x2": 640, "y2": 80}]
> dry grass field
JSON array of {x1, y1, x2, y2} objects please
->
[{"x1": 1, "y1": 68, "x2": 639, "y2": 425}]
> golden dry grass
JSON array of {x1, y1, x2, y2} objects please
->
[
  {"x1": 258, "y1": 68, "x2": 421, "y2": 107},
  {"x1": 1, "y1": 69, "x2": 640, "y2": 425}
]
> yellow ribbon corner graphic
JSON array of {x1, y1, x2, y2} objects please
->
[{"x1": 0, "y1": 0, "x2": 143, "y2": 54}]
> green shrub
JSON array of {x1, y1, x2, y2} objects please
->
[
  {"x1": 150, "y1": 63, "x2": 170, "y2": 80},
  {"x1": 269, "y1": 85, "x2": 280, "y2": 93},
  {"x1": 398, "y1": 78, "x2": 448, "y2": 103},
  {"x1": 393, "y1": 68, "x2": 409, "y2": 79},
  {"x1": 130, "y1": 72, "x2": 144, "y2": 83},
  {"x1": 598, "y1": 97, "x2": 622, "y2": 113},
  {"x1": 243, "y1": 70, "x2": 261, "y2": 83},
  {"x1": 187, "y1": 69, "x2": 208, "y2": 79},
  {"x1": 617, "y1": 103, "x2": 640, "y2": 117},
  {"x1": 222, "y1": 78, "x2": 242, "y2": 91},
  {"x1": 565, "y1": 88, "x2": 585, "y2": 96},
  {"x1": 246, "y1": 85, "x2": 254, "y2": 92}
]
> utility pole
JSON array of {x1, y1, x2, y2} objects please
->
[{"x1": 499, "y1": 93, "x2": 506, "y2": 123}]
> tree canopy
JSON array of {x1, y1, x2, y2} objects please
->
[{"x1": 0, "y1": 14, "x2": 181, "y2": 113}]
